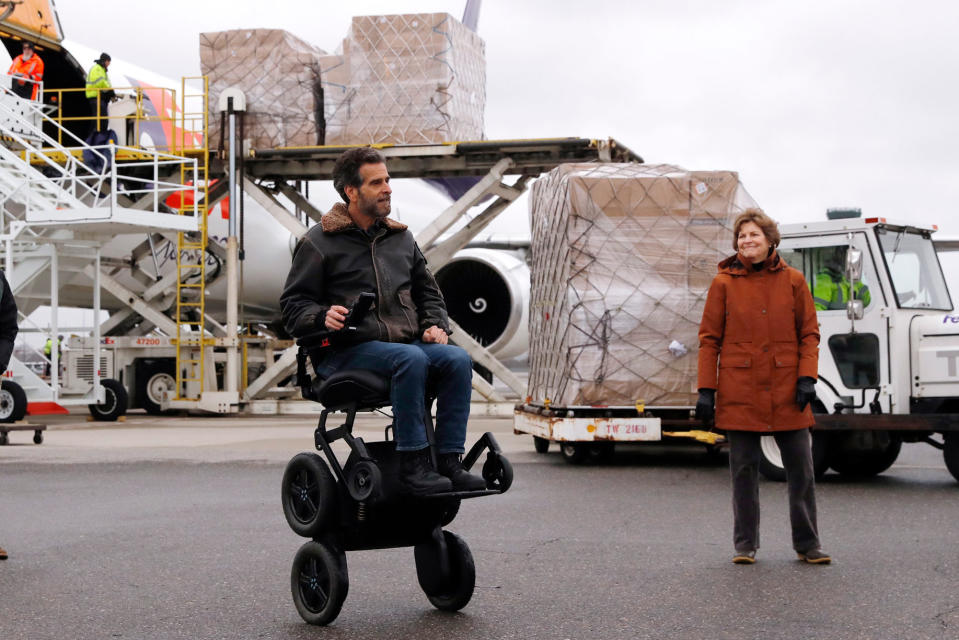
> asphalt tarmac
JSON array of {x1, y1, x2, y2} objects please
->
[{"x1": 1, "y1": 412, "x2": 958, "y2": 639}]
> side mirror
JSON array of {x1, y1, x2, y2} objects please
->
[
  {"x1": 845, "y1": 247, "x2": 863, "y2": 282},
  {"x1": 846, "y1": 299, "x2": 864, "y2": 321}
]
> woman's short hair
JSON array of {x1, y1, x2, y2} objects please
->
[
  {"x1": 732, "y1": 208, "x2": 780, "y2": 252},
  {"x1": 332, "y1": 147, "x2": 386, "y2": 204}
]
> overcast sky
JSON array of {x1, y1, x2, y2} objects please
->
[{"x1": 55, "y1": 0, "x2": 959, "y2": 237}]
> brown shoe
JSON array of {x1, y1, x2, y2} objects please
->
[
  {"x1": 0, "y1": 546, "x2": 7, "y2": 560},
  {"x1": 797, "y1": 548, "x2": 831, "y2": 564},
  {"x1": 732, "y1": 550, "x2": 756, "y2": 564}
]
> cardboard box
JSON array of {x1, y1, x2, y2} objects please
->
[
  {"x1": 527, "y1": 163, "x2": 758, "y2": 407},
  {"x1": 200, "y1": 28, "x2": 324, "y2": 150}
]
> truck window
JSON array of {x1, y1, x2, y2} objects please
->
[
  {"x1": 806, "y1": 246, "x2": 872, "y2": 312},
  {"x1": 876, "y1": 228, "x2": 952, "y2": 310}
]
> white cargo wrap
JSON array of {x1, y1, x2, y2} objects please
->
[
  {"x1": 322, "y1": 13, "x2": 486, "y2": 145},
  {"x1": 200, "y1": 29, "x2": 324, "y2": 150},
  {"x1": 527, "y1": 163, "x2": 758, "y2": 407}
]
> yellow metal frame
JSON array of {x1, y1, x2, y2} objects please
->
[{"x1": 172, "y1": 76, "x2": 211, "y2": 400}]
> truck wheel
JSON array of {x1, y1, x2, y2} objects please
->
[
  {"x1": 88, "y1": 379, "x2": 128, "y2": 422},
  {"x1": 758, "y1": 432, "x2": 830, "y2": 482},
  {"x1": 944, "y1": 434, "x2": 959, "y2": 483},
  {"x1": 758, "y1": 436, "x2": 787, "y2": 481},
  {"x1": 138, "y1": 361, "x2": 176, "y2": 415},
  {"x1": 829, "y1": 433, "x2": 901, "y2": 478},
  {"x1": 559, "y1": 442, "x2": 590, "y2": 465},
  {"x1": 533, "y1": 436, "x2": 550, "y2": 453},
  {"x1": 0, "y1": 380, "x2": 27, "y2": 423}
]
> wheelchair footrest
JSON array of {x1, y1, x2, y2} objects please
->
[{"x1": 420, "y1": 489, "x2": 501, "y2": 500}]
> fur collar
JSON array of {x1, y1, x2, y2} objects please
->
[{"x1": 320, "y1": 202, "x2": 408, "y2": 234}]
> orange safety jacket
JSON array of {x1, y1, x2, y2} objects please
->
[{"x1": 8, "y1": 53, "x2": 44, "y2": 100}]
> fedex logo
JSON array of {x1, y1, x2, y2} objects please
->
[{"x1": 943, "y1": 315, "x2": 959, "y2": 324}]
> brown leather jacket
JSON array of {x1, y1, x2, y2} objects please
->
[{"x1": 697, "y1": 250, "x2": 819, "y2": 431}]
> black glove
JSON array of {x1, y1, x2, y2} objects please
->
[
  {"x1": 796, "y1": 376, "x2": 816, "y2": 411},
  {"x1": 695, "y1": 388, "x2": 715, "y2": 425}
]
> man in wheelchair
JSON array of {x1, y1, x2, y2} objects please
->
[{"x1": 280, "y1": 147, "x2": 485, "y2": 496}]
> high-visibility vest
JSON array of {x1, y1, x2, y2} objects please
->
[
  {"x1": 43, "y1": 337, "x2": 62, "y2": 356},
  {"x1": 812, "y1": 270, "x2": 871, "y2": 311},
  {"x1": 85, "y1": 62, "x2": 111, "y2": 99},
  {"x1": 8, "y1": 53, "x2": 44, "y2": 100}
]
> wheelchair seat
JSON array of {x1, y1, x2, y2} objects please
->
[{"x1": 312, "y1": 369, "x2": 390, "y2": 411}]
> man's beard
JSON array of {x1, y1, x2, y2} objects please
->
[{"x1": 360, "y1": 194, "x2": 391, "y2": 219}]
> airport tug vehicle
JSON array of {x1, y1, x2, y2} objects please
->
[{"x1": 280, "y1": 299, "x2": 513, "y2": 625}]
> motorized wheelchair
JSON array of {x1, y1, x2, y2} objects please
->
[{"x1": 280, "y1": 317, "x2": 513, "y2": 626}]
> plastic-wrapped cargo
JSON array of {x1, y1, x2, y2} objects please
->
[
  {"x1": 199, "y1": 29, "x2": 324, "y2": 150},
  {"x1": 527, "y1": 163, "x2": 759, "y2": 407},
  {"x1": 323, "y1": 13, "x2": 486, "y2": 145}
]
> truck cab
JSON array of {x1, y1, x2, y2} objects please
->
[{"x1": 773, "y1": 217, "x2": 959, "y2": 479}]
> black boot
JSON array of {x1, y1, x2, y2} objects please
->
[
  {"x1": 400, "y1": 449, "x2": 452, "y2": 496},
  {"x1": 438, "y1": 453, "x2": 487, "y2": 491}
]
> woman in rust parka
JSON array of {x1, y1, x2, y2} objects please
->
[{"x1": 696, "y1": 209, "x2": 830, "y2": 565}]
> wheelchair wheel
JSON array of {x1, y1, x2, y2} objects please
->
[
  {"x1": 482, "y1": 452, "x2": 513, "y2": 493},
  {"x1": 290, "y1": 541, "x2": 349, "y2": 625},
  {"x1": 415, "y1": 530, "x2": 475, "y2": 612},
  {"x1": 345, "y1": 460, "x2": 382, "y2": 502},
  {"x1": 282, "y1": 453, "x2": 338, "y2": 537}
]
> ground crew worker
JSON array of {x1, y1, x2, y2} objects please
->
[
  {"x1": 0, "y1": 269, "x2": 20, "y2": 560},
  {"x1": 43, "y1": 335, "x2": 62, "y2": 377},
  {"x1": 85, "y1": 53, "x2": 115, "y2": 133},
  {"x1": 812, "y1": 247, "x2": 871, "y2": 311},
  {"x1": 8, "y1": 41, "x2": 44, "y2": 100}
]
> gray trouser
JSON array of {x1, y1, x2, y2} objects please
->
[{"x1": 727, "y1": 428, "x2": 820, "y2": 553}]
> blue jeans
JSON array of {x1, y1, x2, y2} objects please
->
[{"x1": 312, "y1": 340, "x2": 472, "y2": 453}]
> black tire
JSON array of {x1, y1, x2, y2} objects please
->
[
  {"x1": 589, "y1": 441, "x2": 616, "y2": 463},
  {"x1": 758, "y1": 431, "x2": 830, "y2": 482},
  {"x1": 282, "y1": 453, "x2": 338, "y2": 537},
  {"x1": 533, "y1": 436, "x2": 550, "y2": 454},
  {"x1": 559, "y1": 442, "x2": 590, "y2": 465},
  {"x1": 438, "y1": 500, "x2": 461, "y2": 527},
  {"x1": 345, "y1": 460, "x2": 381, "y2": 502},
  {"x1": 138, "y1": 360, "x2": 176, "y2": 415},
  {"x1": 829, "y1": 433, "x2": 902, "y2": 478},
  {"x1": 812, "y1": 432, "x2": 830, "y2": 480},
  {"x1": 416, "y1": 531, "x2": 475, "y2": 612},
  {"x1": 0, "y1": 379, "x2": 27, "y2": 423},
  {"x1": 290, "y1": 541, "x2": 349, "y2": 626},
  {"x1": 88, "y1": 378, "x2": 128, "y2": 422},
  {"x1": 33, "y1": 431, "x2": 43, "y2": 445},
  {"x1": 482, "y1": 452, "x2": 513, "y2": 493},
  {"x1": 758, "y1": 435, "x2": 787, "y2": 482},
  {"x1": 944, "y1": 434, "x2": 959, "y2": 483}
]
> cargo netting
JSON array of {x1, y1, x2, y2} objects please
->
[
  {"x1": 528, "y1": 163, "x2": 758, "y2": 407},
  {"x1": 200, "y1": 29, "x2": 324, "y2": 150},
  {"x1": 321, "y1": 13, "x2": 485, "y2": 145}
]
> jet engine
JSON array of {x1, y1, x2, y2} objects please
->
[{"x1": 434, "y1": 248, "x2": 530, "y2": 359}]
